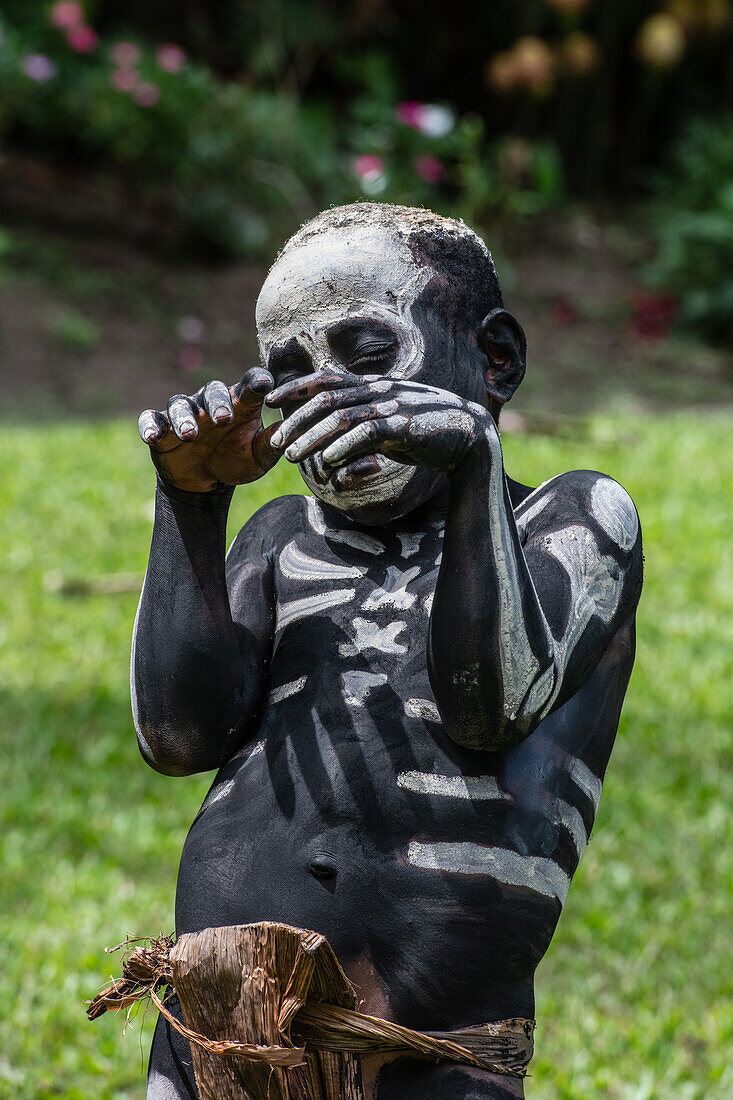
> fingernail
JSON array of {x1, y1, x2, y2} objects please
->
[
  {"x1": 270, "y1": 429, "x2": 284, "y2": 448},
  {"x1": 285, "y1": 445, "x2": 299, "y2": 461},
  {"x1": 144, "y1": 429, "x2": 157, "y2": 443},
  {"x1": 180, "y1": 419, "x2": 197, "y2": 436},
  {"x1": 213, "y1": 407, "x2": 232, "y2": 423}
]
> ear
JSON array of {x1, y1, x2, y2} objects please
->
[{"x1": 477, "y1": 308, "x2": 526, "y2": 404}]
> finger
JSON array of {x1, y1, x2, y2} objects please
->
[
  {"x1": 284, "y1": 400, "x2": 401, "y2": 463},
  {"x1": 266, "y1": 369, "x2": 377, "y2": 410},
  {"x1": 321, "y1": 415, "x2": 409, "y2": 468},
  {"x1": 253, "y1": 420, "x2": 283, "y2": 472},
  {"x1": 271, "y1": 381, "x2": 394, "y2": 450},
  {"x1": 233, "y1": 367, "x2": 275, "y2": 410},
  {"x1": 167, "y1": 394, "x2": 200, "y2": 440},
  {"x1": 202, "y1": 380, "x2": 234, "y2": 425},
  {"x1": 138, "y1": 408, "x2": 170, "y2": 445}
]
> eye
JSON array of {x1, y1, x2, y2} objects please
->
[{"x1": 348, "y1": 341, "x2": 396, "y2": 370}]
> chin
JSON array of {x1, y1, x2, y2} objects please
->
[{"x1": 299, "y1": 455, "x2": 440, "y2": 526}]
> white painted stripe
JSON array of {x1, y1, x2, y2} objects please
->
[
  {"x1": 202, "y1": 778, "x2": 235, "y2": 811},
  {"x1": 397, "y1": 531, "x2": 422, "y2": 558},
  {"x1": 567, "y1": 757, "x2": 603, "y2": 812},
  {"x1": 306, "y1": 497, "x2": 384, "y2": 554},
  {"x1": 276, "y1": 587, "x2": 355, "y2": 632},
  {"x1": 362, "y1": 564, "x2": 420, "y2": 611},
  {"x1": 516, "y1": 490, "x2": 554, "y2": 532},
  {"x1": 129, "y1": 569, "x2": 155, "y2": 765},
  {"x1": 339, "y1": 617, "x2": 406, "y2": 656},
  {"x1": 514, "y1": 475, "x2": 561, "y2": 518},
  {"x1": 342, "y1": 670, "x2": 388, "y2": 706},
  {"x1": 268, "y1": 676, "x2": 307, "y2": 705},
  {"x1": 404, "y1": 698, "x2": 441, "y2": 722},
  {"x1": 407, "y1": 841, "x2": 570, "y2": 903},
  {"x1": 225, "y1": 737, "x2": 266, "y2": 766},
  {"x1": 148, "y1": 1067, "x2": 185, "y2": 1099},
  {"x1": 279, "y1": 540, "x2": 365, "y2": 581},
  {"x1": 590, "y1": 477, "x2": 638, "y2": 551},
  {"x1": 553, "y1": 798, "x2": 589, "y2": 859},
  {"x1": 398, "y1": 771, "x2": 511, "y2": 801}
]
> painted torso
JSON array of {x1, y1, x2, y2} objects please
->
[{"x1": 176, "y1": 484, "x2": 633, "y2": 1032}]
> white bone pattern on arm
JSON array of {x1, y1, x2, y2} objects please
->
[{"x1": 491, "y1": 471, "x2": 638, "y2": 730}]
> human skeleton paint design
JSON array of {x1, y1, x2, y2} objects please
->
[{"x1": 133, "y1": 203, "x2": 643, "y2": 1100}]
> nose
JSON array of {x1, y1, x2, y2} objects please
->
[{"x1": 267, "y1": 335, "x2": 337, "y2": 380}]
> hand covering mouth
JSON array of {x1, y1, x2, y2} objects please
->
[{"x1": 329, "y1": 454, "x2": 382, "y2": 490}]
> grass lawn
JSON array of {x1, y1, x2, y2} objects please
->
[{"x1": 1, "y1": 412, "x2": 731, "y2": 1099}]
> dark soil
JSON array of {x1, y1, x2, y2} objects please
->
[{"x1": 1, "y1": 210, "x2": 731, "y2": 423}]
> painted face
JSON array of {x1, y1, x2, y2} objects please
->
[{"x1": 255, "y1": 224, "x2": 484, "y2": 524}]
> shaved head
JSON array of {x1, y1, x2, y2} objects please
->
[{"x1": 276, "y1": 203, "x2": 503, "y2": 335}]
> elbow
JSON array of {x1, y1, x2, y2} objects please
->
[
  {"x1": 135, "y1": 727, "x2": 196, "y2": 776},
  {"x1": 135, "y1": 723, "x2": 232, "y2": 777},
  {"x1": 443, "y1": 710, "x2": 535, "y2": 753}
]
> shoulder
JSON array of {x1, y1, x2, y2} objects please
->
[
  {"x1": 517, "y1": 469, "x2": 641, "y2": 554},
  {"x1": 518, "y1": 469, "x2": 643, "y2": 618},
  {"x1": 226, "y1": 493, "x2": 310, "y2": 566}
]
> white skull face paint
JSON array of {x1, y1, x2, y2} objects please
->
[{"x1": 255, "y1": 224, "x2": 438, "y2": 520}]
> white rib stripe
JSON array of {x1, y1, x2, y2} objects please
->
[
  {"x1": 276, "y1": 588, "x2": 355, "y2": 632},
  {"x1": 408, "y1": 841, "x2": 570, "y2": 903},
  {"x1": 567, "y1": 757, "x2": 603, "y2": 812},
  {"x1": 202, "y1": 779, "x2": 235, "y2": 811},
  {"x1": 268, "y1": 676, "x2": 307, "y2": 705},
  {"x1": 398, "y1": 772, "x2": 511, "y2": 801},
  {"x1": 404, "y1": 698, "x2": 441, "y2": 722}
]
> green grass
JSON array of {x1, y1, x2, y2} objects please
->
[{"x1": 1, "y1": 413, "x2": 731, "y2": 1099}]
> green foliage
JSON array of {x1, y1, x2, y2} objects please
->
[
  {"x1": 647, "y1": 115, "x2": 733, "y2": 344},
  {"x1": 1, "y1": 413, "x2": 731, "y2": 1097},
  {"x1": 47, "y1": 307, "x2": 101, "y2": 351},
  {"x1": 0, "y1": 17, "x2": 338, "y2": 257},
  {"x1": 0, "y1": 10, "x2": 566, "y2": 258}
]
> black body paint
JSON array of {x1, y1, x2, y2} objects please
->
[{"x1": 134, "y1": 204, "x2": 643, "y2": 1100}]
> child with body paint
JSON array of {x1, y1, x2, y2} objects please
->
[{"x1": 134, "y1": 203, "x2": 643, "y2": 1100}]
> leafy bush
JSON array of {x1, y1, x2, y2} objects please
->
[
  {"x1": 338, "y1": 54, "x2": 564, "y2": 226},
  {"x1": 0, "y1": 13, "x2": 340, "y2": 256},
  {"x1": 0, "y1": 5, "x2": 567, "y2": 257},
  {"x1": 647, "y1": 116, "x2": 733, "y2": 344}
]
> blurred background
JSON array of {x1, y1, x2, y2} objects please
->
[{"x1": 0, "y1": 2, "x2": 731, "y2": 1098}]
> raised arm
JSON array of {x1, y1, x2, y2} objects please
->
[
  {"x1": 131, "y1": 369, "x2": 279, "y2": 776},
  {"x1": 264, "y1": 357, "x2": 642, "y2": 755},
  {"x1": 429, "y1": 429, "x2": 643, "y2": 750}
]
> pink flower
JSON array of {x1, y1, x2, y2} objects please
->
[
  {"x1": 415, "y1": 155, "x2": 444, "y2": 184},
  {"x1": 133, "y1": 81, "x2": 160, "y2": 107},
  {"x1": 396, "y1": 101, "x2": 454, "y2": 136},
  {"x1": 177, "y1": 316, "x2": 206, "y2": 343},
  {"x1": 66, "y1": 25, "x2": 98, "y2": 53},
  {"x1": 110, "y1": 67, "x2": 138, "y2": 92},
  {"x1": 631, "y1": 291, "x2": 678, "y2": 341},
  {"x1": 21, "y1": 54, "x2": 56, "y2": 81},
  {"x1": 353, "y1": 154, "x2": 384, "y2": 182},
  {"x1": 178, "y1": 346, "x2": 203, "y2": 372},
  {"x1": 111, "y1": 41, "x2": 141, "y2": 68},
  {"x1": 396, "y1": 101, "x2": 426, "y2": 129},
  {"x1": 50, "y1": 1, "x2": 84, "y2": 29},
  {"x1": 156, "y1": 43, "x2": 186, "y2": 73}
]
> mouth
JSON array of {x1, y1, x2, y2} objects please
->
[{"x1": 328, "y1": 454, "x2": 382, "y2": 491}]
